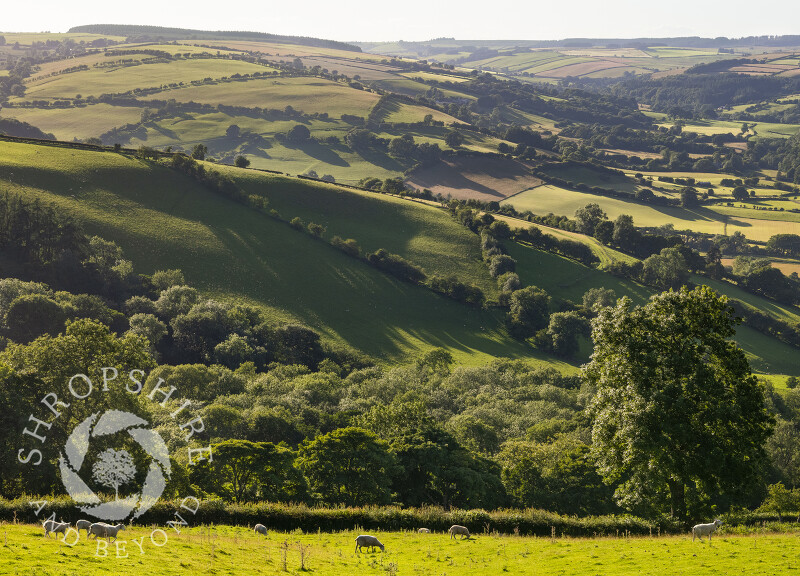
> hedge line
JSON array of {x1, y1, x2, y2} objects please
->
[{"x1": 0, "y1": 497, "x2": 672, "y2": 535}]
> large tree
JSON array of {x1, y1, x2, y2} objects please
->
[{"x1": 584, "y1": 286, "x2": 773, "y2": 520}]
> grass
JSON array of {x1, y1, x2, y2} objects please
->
[
  {"x1": 4, "y1": 523, "x2": 800, "y2": 575},
  {"x1": 139, "y1": 76, "x2": 380, "y2": 118},
  {"x1": 18, "y1": 59, "x2": 271, "y2": 100},
  {"x1": 214, "y1": 165, "x2": 499, "y2": 298},
  {"x1": 0, "y1": 104, "x2": 145, "y2": 140},
  {"x1": 503, "y1": 184, "x2": 800, "y2": 242},
  {"x1": 0, "y1": 139, "x2": 564, "y2": 368}
]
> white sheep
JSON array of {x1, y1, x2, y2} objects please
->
[
  {"x1": 692, "y1": 519, "x2": 722, "y2": 542},
  {"x1": 449, "y1": 525, "x2": 470, "y2": 539},
  {"x1": 88, "y1": 522, "x2": 126, "y2": 542},
  {"x1": 75, "y1": 519, "x2": 92, "y2": 535},
  {"x1": 254, "y1": 524, "x2": 268, "y2": 535},
  {"x1": 418, "y1": 528, "x2": 430, "y2": 533},
  {"x1": 355, "y1": 534, "x2": 384, "y2": 553},
  {"x1": 43, "y1": 519, "x2": 70, "y2": 538}
]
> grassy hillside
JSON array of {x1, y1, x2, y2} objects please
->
[
  {"x1": 0, "y1": 139, "x2": 565, "y2": 367},
  {"x1": 213, "y1": 165, "x2": 498, "y2": 298}
]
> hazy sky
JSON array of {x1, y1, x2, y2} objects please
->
[{"x1": 1, "y1": 0, "x2": 798, "y2": 42}]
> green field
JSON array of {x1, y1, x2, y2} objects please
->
[
  {"x1": 18, "y1": 59, "x2": 272, "y2": 100},
  {"x1": 0, "y1": 140, "x2": 564, "y2": 368},
  {"x1": 0, "y1": 104, "x2": 144, "y2": 140},
  {"x1": 504, "y1": 185, "x2": 800, "y2": 241},
  {"x1": 139, "y1": 77, "x2": 380, "y2": 117},
  {"x1": 3, "y1": 523, "x2": 799, "y2": 576}
]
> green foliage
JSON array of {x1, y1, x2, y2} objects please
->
[
  {"x1": 191, "y1": 143, "x2": 208, "y2": 160},
  {"x1": 498, "y1": 438, "x2": 615, "y2": 515},
  {"x1": 585, "y1": 286, "x2": 774, "y2": 520},
  {"x1": 234, "y1": 155, "x2": 250, "y2": 168},
  {"x1": 367, "y1": 249, "x2": 426, "y2": 283},
  {"x1": 506, "y1": 286, "x2": 551, "y2": 340},
  {"x1": 546, "y1": 311, "x2": 590, "y2": 357},
  {"x1": 191, "y1": 439, "x2": 307, "y2": 503},
  {"x1": 297, "y1": 427, "x2": 398, "y2": 506},
  {"x1": 640, "y1": 247, "x2": 689, "y2": 289},
  {"x1": 758, "y1": 483, "x2": 800, "y2": 521}
]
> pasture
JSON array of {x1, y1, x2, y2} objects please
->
[
  {"x1": 138, "y1": 76, "x2": 381, "y2": 117},
  {"x1": 3, "y1": 522, "x2": 799, "y2": 576},
  {"x1": 503, "y1": 184, "x2": 800, "y2": 241},
  {"x1": 0, "y1": 104, "x2": 144, "y2": 140},
  {"x1": 18, "y1": 58, "x2": 272, "y2": 100},
  {"x1": 0, "y1": 139, "x2": 558, "y2": 367}
]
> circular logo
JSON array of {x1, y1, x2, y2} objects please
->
[{"x1": 58, "y1": 409, "x2": 171, "y2": 522}]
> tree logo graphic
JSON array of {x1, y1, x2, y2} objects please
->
[
  {"x1": 92, "y1": 449, "x2": 137, "y2": 501},
  {"x1": 58, "y1": 410, "x2": 171, "y2": 521}
]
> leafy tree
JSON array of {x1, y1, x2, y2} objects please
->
[
  {"x1": 234, "y1": 155, "x2": 250, "y2": 168},
  {"x1": 155, "y1": 285, "x2": 199, "y2": 320},
  {"x1": 574, "y1": 203, "x2": 607, "y2": 236},
  {"x1": 92, "y1": 448, "x2": 136, "y2": 500},
  {"x1": 4, "y1": 294, "x2": 67, "y2": 343},
  {"x1": 127, "y1": 313, "x2": 168, "y2": 349},
  {"x1": 191, "y1": 439, "x2": 304, "y2": 503},
  {"x1": 498, "y1": 438, "x2": 615, "y2": 515},
  {"x1": 680, "y1": 186, "x2": 698, "y2": 207},
  {"x1": 582, "y1": 287, "x2": 616, "y2": 312},
  {"x1": 585, "y1": 286, "x2": 773, "y2": 520},
  {"x1": 594, "y1": 220, "x2": 614, "y2": 244},
  {"x1": 506, "y1": 286, "x2": 550, "y2": 340},
  {"x1": 488, "y1": 254, "x2": 516, "y2": 278},
  {"x1": 641, "y1": 247, "x2": 689, "y2": 289},
  {"x1": 445, "y1": 131, "x2": 464, "y2": 148},
  {"x1": 151, "y1": 269, "x2": 185, "y2": 292},
  {"x1": 296, "y1": 427, "x2": 398, "y2": 506},
  {"x1": 191, "y1": 144, "x2": 207, "y2": 160},
  {"x1": 612, "y1": 214, "x2": 637, "y2": 250},
  {"x1": 546, "y1": 311, "x2": 590, "y2": 357},
  {"x1": 767, "y1": 419, "x2": 800, "y2": 488},
  {"x1": 286, "y1": 124, "x2": 311, "y2": 143},
  {"x1": 767, "y1": 234, "x2": 800, "y2": 257},
  {"x1": 225, "y1": 124, "x2": 241, "y2": 138},
  {"x1": 758, "y1": 483, "x2": 800, "y2": 522},
  {"x1": 388, "y1": 134, "x2": 416, "y2": 158},
  {"x1": 732, "y1": 185, "x2": 750, "y2": 202}
]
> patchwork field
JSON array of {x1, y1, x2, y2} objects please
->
[
  {"x1": 3, "y1": 523, "x2": 800, "y2": 576},
  {"x1": 406, "y1": 157, "x2": 541, "y2": 201},
  {"x1": 503, "y1": 185, "x2": 800, "y2": 241}
]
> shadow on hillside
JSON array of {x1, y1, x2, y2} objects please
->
[{"x1": 355, "y1": 148, "x2": 406, "y2": 172}]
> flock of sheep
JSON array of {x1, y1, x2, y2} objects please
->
[
  {"x1": 43, "y1": 518, "x2": 724, "y2": 549},
  {"x1": 43, "y1": 519, "x2": 125, "y2": 541}
]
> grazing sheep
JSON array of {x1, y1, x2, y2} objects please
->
[
  {"x1": 43, "y1": 519, "x2": 70, "y2": 538},
  {"x1": 254, "y1": 524, "x2": 268, "y2": 535},
  {"x1": 75, "y1": 519, "x2": 92, "y2": 535},
  {"x1": 449, "y1": 525, "x2": 470, "y2": 539},
  {"x1": 88, "y1": 522, "x2": 126, "y2": 542},
  {"x1": 418, "y1": 528, "x2": 430, "y2": 533},
  {"x1": 692, "y1": 519, "x2": 722, "y2": 542},
  {"x1": 355, "y1": 535, "x2": 384, "y2": 553}
]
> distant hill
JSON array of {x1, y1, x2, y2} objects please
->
[{"x1": 68, "y1": 24, "x2": 362, "y2": 53}]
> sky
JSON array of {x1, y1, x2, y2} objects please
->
[{"x1": 1, "y1": 0, "x2": 798, "y2": 43}]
